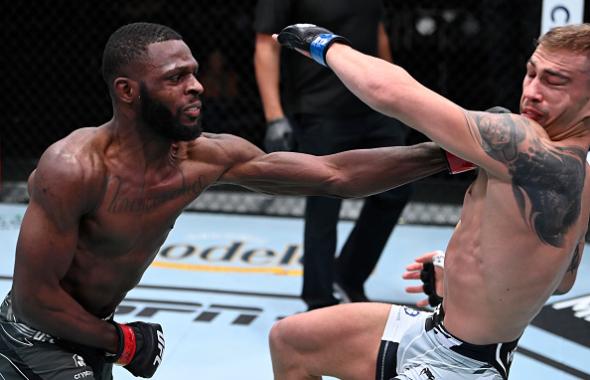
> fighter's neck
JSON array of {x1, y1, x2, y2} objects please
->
[
  {"x1": 545, "y1": 117, "x2": 590, "y2": 147},
  {"x1": 103, "y1": 119, "x2": 177, "y2": 171}
]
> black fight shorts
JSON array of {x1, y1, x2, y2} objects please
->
[{"x1": 0, "y1": 292, "x2": 113, "y2": 380}]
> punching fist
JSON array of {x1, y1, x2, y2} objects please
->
[
  {"x1": 110, "y1": 321, "x2": 165, "y2": 378},
  {"x1": 276, "y1": 24, "x2": 350, "y2": 66},
  {"x1": 443, "y1": 106, "x2": 511, "y2": 174},
  {"x1": 265, "y1": 117, "x2": 294, "y2": 152}
]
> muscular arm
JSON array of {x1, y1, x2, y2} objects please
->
[
  {"x1": 324, "y1": 44, "x2": 476, "y2": 160},
  {"x1": 277, "y1": 29, "x2": 565, "y2": 180},
  {"x1": 12, "y1": 147, "x2": 118, "y2": 352},
  {"x1": 254, "y1": 33, "x2": 284, "y2": 122},
  {"x1": 323, "y1": 45, "x2": 552, "y2": 179},
  {"x1": 210, "y1": 134, "x2": 446, "y2": 197},
  {"x1": 318, "y1": 44, "x2": 588, "y2": 246},
  {"x1": 554, "y1": 238, "x2": 585, "y2": 294}
]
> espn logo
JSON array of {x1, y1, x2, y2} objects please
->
[
  {"x1": 116, "y1": 298, "x2": 266, "y2": 326},
  {"x1": 532, "y1": 293, "x2": 590, "y2": 348}
]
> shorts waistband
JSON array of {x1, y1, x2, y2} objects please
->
[{"x1": 425, "y1": 305, "x2": 519, "y2": 379}]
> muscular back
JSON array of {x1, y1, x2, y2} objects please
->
[{"x1": 442, "y1": 112, "x2": 589, "y2": 344}]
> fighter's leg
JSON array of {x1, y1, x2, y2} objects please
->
[{"x1": 269, "y1": 302, "x2": 391, "y2": 380}]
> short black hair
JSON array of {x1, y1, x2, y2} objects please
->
[{"x1": 102, "y1": 22, "x2": 182, "y2": 88}]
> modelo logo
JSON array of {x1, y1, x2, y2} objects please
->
[
  {"x1": 531, "y1": 293, "x2": 590, "y2": 348},
  {"x1": 541, "y1": 0, "x2": 584, "y2": 35},
  {"x1": 158, "y1": 241, "x2": 303, "y2": 267}
]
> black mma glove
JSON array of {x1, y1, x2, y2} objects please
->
[
  {"x1": 443, "y1": 106, "x2": 511, "y2": 174},
  {"x1": 108, "y1": 321, "x2": 165, "y2": 378},
  {"x1": 277, "y1": 24, "x2": 350, "y2": 67},
  {"x1": 419, "y1": 251, "x2": 445, "y2": 307},
  {"x1": 420, "y1": 263, "x2": 443, "y2": 307},
  {"x1": 265, "y1": 117, "x2": 294, "y2": 152}
]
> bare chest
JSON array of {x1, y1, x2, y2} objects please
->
[
  {"x1": 80, "y1": 172, "x2": 209, "y2": 256},
  {"x1": 452, "y1": 173, "x2": 585, "y2": 280}
]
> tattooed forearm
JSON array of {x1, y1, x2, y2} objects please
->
[
  {"x1": 567, "y1": 245, "x2": 581, "y2": 274},
  {"x1": 472, "y1": 112, "x2": 586, "y2": 247}
]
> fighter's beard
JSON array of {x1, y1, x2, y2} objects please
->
[{"x1": 139, "y1": 83, "x2": 202, "y2": 141}]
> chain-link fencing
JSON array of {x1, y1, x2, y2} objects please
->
[{"x1": 1, "y1": 1, "x2": 587, "y2": 203}]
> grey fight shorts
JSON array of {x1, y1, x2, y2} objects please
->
[
  {"x1": 0, "y1": 292, "x2": 113, "y2": 380},
  {"x1": 375, "y1": 305, "x2": 519, "y2": 380}
]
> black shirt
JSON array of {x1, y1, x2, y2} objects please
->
[{"x1": 254, "y1": 0, "x2": 385, "y2": 116}]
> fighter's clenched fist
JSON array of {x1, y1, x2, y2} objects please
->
[
  {"x1": 109, "y1": 321, "x2": 165, "y2": 378},
  {"x1": 276, "y1": 24, "x2": 349, "y2": 67}
]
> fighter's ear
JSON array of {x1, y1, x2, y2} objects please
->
[{"x1": 113, "y1": 77, "x2": 139, "y2": 104}]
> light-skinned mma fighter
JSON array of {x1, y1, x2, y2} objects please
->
[{"x1": 268, "y1": 23, "x2": 590, "y2": 380}]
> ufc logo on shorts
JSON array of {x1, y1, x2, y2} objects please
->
[
  {"x1": 153, "y1": 330, "x2": 165, "y2": 366},
  {"x1": 72, "y1": 354, "x2": 86, "y2": 368},
  {"x1": 507, "y1": 348, "x2": 516, "y2": 365}
]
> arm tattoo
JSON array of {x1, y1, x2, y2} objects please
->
[
  {"x1": 567, "y1": 245, "x2": 581, "y2": 274},
  {"x1": 474, "y1": 113, "x2": 586, "y2": 247}
]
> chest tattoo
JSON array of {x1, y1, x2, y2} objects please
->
[{"x1": 107, "y1": 175, "x2": 204, "y2": 214}]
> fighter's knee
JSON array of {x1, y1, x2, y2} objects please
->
[
  {"x1": 269, "y1": 318, "x2": 290, "y2": 354},
  {"x1": 269, "y1": 316, "x2": 304, "y2": 359},
  {"x1": 270, "y1": 317, "x2": 316, "y2": 378}
]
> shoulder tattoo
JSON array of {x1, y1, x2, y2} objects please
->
[{"x1": 472, "y1": 112, "x2": 586, "y2": 247}]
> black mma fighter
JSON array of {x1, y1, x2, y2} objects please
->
[{"x1": 0, "y1": 22, "x2": 455, "y2": 379}]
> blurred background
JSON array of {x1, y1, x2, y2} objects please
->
[{"x1": 1, "y1": 0, "x2": 588, "y2": 221}]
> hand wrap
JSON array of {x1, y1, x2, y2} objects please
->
[{"x1": 108, "y1": 321, "x2": 165, "y2": 378}]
